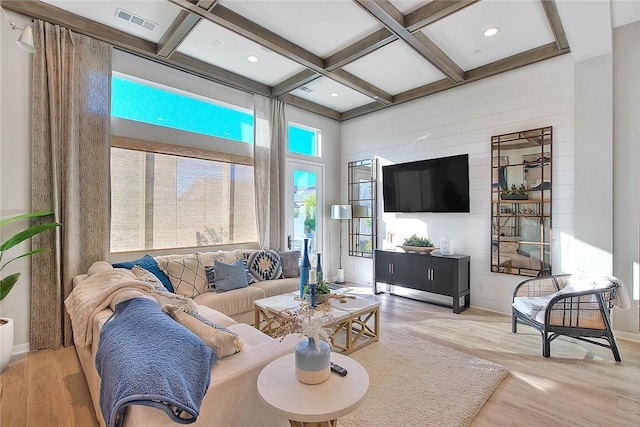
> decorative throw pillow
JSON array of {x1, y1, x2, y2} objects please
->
[
  {"x1": 112, "y1": 254, "x2": 174, "y2": 292},
  {"x1": 243, "y1": 250, "x2": 284, "y2": 283},
  {"x1": 162, "y1": 304, "x2": 243, "y2": 358},
  {"x1": 197, "y1": 251, "x2": 238, "y2": 267},
  {"x1": 161, "y1": 254, "x2": 208, "y2": 298},
  {"x1": 205, "y1": 265, "x2": 217, "y2": 291},
  {"x1": 277, "y1": 250, "x2": 301, "y2": 278},
  {"x1": 214, "y1": 259, "x2": 251, "y2": 293}
]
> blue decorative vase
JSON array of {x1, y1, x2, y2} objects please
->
[
  {"x1": 299, "y1": 238, "x2": 311, "y2": 298},
  {"x1": 294, "y1": 337, "x2": 330, "y2": 384},
  {"x1": 316, "y1": 253, "x2": 323, "y2": 282}
]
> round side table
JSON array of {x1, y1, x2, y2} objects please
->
[{"x1": 257, "y1": 352, "x2": 369, "y2": 427}]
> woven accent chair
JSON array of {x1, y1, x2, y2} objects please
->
[{"x1": 512, "y1": 274, "x2": 627, "y2": 361}]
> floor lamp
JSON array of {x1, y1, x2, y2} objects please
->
[{"x1": 331, "y1": 204, "x2": 352, "y2": 284}]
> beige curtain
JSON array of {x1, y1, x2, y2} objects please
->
[
  {"x1": 30, "y1": 21, "x2": 111, "y2": 349},
  {"x1": 253, "y1": 94, "x2": 286, "y2": 250}
]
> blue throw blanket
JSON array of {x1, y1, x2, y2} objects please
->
[{"x1": 96, "y1": 298, "x2": 218, "y2": 427}]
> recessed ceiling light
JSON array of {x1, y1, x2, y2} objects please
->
[
  {"x1": 484, "y1": 27, "x2": 500, "y2": 37},
  {"x1": 247, "y1": 55, "x2": 258, "y2": 63},
  {"x1": 330, "y1": 92, "x2": 339, "y2": 97}
]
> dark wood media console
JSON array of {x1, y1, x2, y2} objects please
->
[{"x1": 374, "y1": 250, "x2": 470, "y2": 313}]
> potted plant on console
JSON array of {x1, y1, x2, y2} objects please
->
[
  {"x1": 500, "y1": 183, "x2": 528, "y2": 200},
  {"x1": 399, "y1": 234, "x2": 437, "y2": 254}
]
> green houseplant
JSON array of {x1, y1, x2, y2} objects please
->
[
  {"x1": 403, "y1": 234, "x2": 434, "y2": 248},
  {"x1": 1, "y1": 211, "x2": 61, "y2": 373}
]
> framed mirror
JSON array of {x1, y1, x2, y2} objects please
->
[
  {"x1": 348, "y1": 158, "x2": 377, "y2": 258},
  {"x1": 491, "y1": 126, "x2": 552, "y2": 277}
]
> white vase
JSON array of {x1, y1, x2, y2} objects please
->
[{"x1": 0, "y1": 317, "x2": 14, "y2": 373}]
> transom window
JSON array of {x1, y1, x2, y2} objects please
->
[
  {"x1": 111, "y1": 74, "x2": 254, "y2": 143},
  {"x1": 288, "y1": 122, "x2": 320, "y2": 157}
]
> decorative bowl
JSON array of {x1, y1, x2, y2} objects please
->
[
  {"x1": 303, "y1": 293, "x2": 331, "y2": 304},
  {"x1": 398, "y1": 245, "x2": 438, "y2": 254}
]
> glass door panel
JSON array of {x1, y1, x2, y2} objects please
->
[{"x1": 286, "y1": 161, "x2": 323, "y2": 258}]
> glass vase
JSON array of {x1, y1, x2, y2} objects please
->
[
  {"x1": 299, "y1": 238, "x2": 311, "y2": 298},
  {"x1": 316, "y1": 253, "x2": 322, "y2": 282},
  {"x1": 294, "y1": 337, "x2": 330, "y2": 384}
]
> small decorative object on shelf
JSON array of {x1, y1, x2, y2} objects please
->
[
  {"x1": 299, "y1": 238, "x2": 311, "y2": 298},
  {"x1": 500, "y1": 183, "x2": 528, "y2": 200},
  {"x1": 278, "y1": 304, "x2": 335, "y2": 384}
]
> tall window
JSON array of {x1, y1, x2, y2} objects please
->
[
  {"x1": 110, "y1": 74, "x2": 257, "y2": 252},
  {"x1": 288, "y1": 123, "x2": 320, "y2": 157}
]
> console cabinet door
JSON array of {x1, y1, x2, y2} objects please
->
[
  {"x1": 410, "y1": 254, "x2": 431, "y2": 292},
  {"x1": 374, "y1": 250, "x2": 394, "y2": 284},
  {"x1": 431, "y1": 257, "x2": 454, "y2": 296},
  {"x1": 374, "y1": 250, "x2": 411, "y2": 286}
]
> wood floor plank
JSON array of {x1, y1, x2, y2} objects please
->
[{"x1": 0, "y1": 290, "x2": 638, "y2": 426}]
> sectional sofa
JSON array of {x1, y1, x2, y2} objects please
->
[{"x1": 67, "y1": 248, "x2": 303, "y2": 426}]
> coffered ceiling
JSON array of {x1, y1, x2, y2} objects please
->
[{"x1": 2, "y1": 1, "x2": 636, "y2": 121}]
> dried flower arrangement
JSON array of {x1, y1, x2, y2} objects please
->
[{"x1": 276, "y1": 302, "x2": 336, "y2": 347}]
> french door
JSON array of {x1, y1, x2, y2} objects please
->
[{"x1": 285, "y1": 160, "x2": 323, "y2": 260}]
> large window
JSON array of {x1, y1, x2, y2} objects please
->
[
  {"x1": 110, "y1": 145, "x2": 257, "y2": 252},
  {"x1": 110, "y1": 73, "x2": 257, "y2": 253},
  {"x1": 288, "y1": 123, "x2": 320, "y2": 157}
]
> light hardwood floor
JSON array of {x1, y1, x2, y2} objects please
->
[{"x1": 1, "y1": 291, "x2": 639, "y2": 427}]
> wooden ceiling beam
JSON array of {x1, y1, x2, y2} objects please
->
[
  {"x1": 277, "y1": 94, "x2": 342, "y2": 121},
  {"x1": 342, "y1": 43, "x2": 568, "y2": 121},
  {"x1": 405, "y1": 0, "x2": 480, "y2": 32},
  {"x1": 541, "y1": 0, "x2": 570, "y2": 51},
  {"x1": 157, "y1": 0, "x2": 217, "y2": 58},
  {"x1": 324, "y1": 28, "x2": 396, "y2": 71},
  {"x1": 353, "y1": 0, "x2": 465, "y2": 83},
  {"x1": 169, "y1": 0, "x2": 392, "y2": 104},
  {"x1": 272, "y1": 70, "x2": 321, "y2": 97}
]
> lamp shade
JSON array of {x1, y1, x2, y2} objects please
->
[
  {"x1": 17, "y1": 25, "x2": 35, "y2": 53},
  {"x1": 352, "y1": 205, "x2": 369, "y2": 218},
  {"x1": 330, "y1": 204, "x2": 352, "y2": 220}
]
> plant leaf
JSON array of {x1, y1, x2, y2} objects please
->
[
  {"x1": 0, "y1": 249, "x2": 46, "y2": 274},
  {"x1": 0, "y1": 211, "x2": 54, "y2": 227},
  {"x1": 0, "y1": 273, "x2": 21, "y2": 300},
  {"x1": 0, "y1": 223, "x2": 61, "y2": 252}
]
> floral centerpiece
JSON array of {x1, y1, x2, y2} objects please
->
[
  {"x1": 277, "y1": 303, "x2": 334, "y2": 346},
  {"x1": 277, "y1": 303, "x2": 336, "y2": 384}
]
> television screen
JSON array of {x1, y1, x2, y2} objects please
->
[{"x1": 382, "y1": 154, "x2": 470, "y2": 213}]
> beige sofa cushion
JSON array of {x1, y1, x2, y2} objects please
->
[
  {"x1": 251, "y1": 278, "x2": 299, "y2": 298},
  {"x1": 194, "y1": 286, "x2": 265, "y2": 317}
]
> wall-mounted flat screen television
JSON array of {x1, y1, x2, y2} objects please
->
[{"x1": 382, "y1": 154, "x2": 470, "y2": 213}]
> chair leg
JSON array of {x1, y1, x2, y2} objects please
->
[
  {"x1": 542, "y1": 333, "x2": 551, "y2": 358},
  {"x1": 512, "y1": 314, "x2": 518, "y2": 333},
  {"x1": 608, "y1": 333, "x2": 622, "y2": 362}
]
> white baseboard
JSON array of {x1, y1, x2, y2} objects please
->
[
  {"x1": 614, "y1": 330, "x2": 640, "y2": 343},
  {"x1": 12, "y1": 343, "x2": 30, "y2": 355}
]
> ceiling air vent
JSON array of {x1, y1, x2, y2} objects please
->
[
  {"x1": 299, "y1": 86, "x2": 314, "y2": 93},
  {"x1": 115, "y1": 8, "x2": 157, "y2": 31}
]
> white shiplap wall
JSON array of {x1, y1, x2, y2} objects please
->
[{"x1": 340, "y1": 55, "x2": 576, "y2": 314}]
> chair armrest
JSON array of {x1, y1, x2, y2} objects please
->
[
  {"x1": 544, "y1": 285, "x2": 615, "y2": 329},
  {"x1": 513, "y1": 276, "x2": 559, "y2": 299}
]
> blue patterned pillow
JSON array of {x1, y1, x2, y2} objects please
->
[
  {"x1": 243, "y1": 250, "x2": 284, "y2": 283},
  {"x1": 212, "y1": 259, "x2": 251, "y2": 293},
  {"x1": 112, "y1": 255, "x2": 174, "y2": 293}
]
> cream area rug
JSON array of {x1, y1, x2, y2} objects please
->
[{"x1": 339, "y1": 328, "x2": 508, "y2": 427}]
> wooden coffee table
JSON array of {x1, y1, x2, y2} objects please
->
[
  {"x1": 254, "y1": 292, "x2": 380, "y2": 355},
  {"x1": 257, "y1": 352, "x2": 369, "y2": 427}
]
